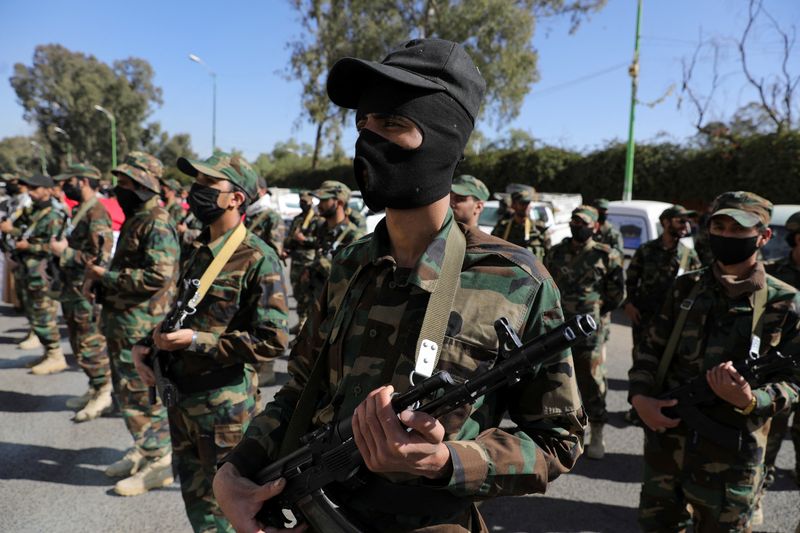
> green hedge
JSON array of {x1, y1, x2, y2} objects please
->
[{"x1": 269, "y1": 131, "x2": 800, "y2": 207}]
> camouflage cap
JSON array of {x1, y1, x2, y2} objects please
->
[
  {"x1": 299, "y1": 191, "x2": 314, "y2": 202},
  {"x1": 451, "y1": 174, "x2": 490, "y2": 201},
  {"x1": 0, "y1": 172, "x2": 19, "y2": 182},
  {"x1": 511, "y1": 189, "x2": 534, "y2": 203},
  {"x1": 127, "y1": 151, "x2": 164, "y2": 180},
  {"x1": 54, "y1": 162, "x2": 102, "y2": 182},
  {"x1": 313, "y1": 180, "x2": 351, "y2": 202},
  {"x1": 572, "y1": 205, "x2": 599, "y2": 225},
  {"x1": 592, "y1": 198, "x2": 610, "y2": 210},
  {"x1": 785, "y1": 211, "x2": 800, "y2": 233},
  {"x1": 709, "y1": 191, "x2": 772, "y2": 228},
  {"x1": 660, "y1": 204, "x2": 697, "y2": 220},
  {"x1": 177, "y1": 152, "x2": 258, "y2": 200},
  {"x1": 162, "y1": 178, "x2": 182, "y2": 192}
]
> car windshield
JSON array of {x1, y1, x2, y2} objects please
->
[
  {"x1": 762, "y1": 225, "x2": 790, "y2": 261},
  {"x1": 607, "y1": 213, "x2": 650, "y2": 250}
]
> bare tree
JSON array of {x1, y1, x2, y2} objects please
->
[{"x1": 679, "y1": 33, "x2": 720, "y2": 131}]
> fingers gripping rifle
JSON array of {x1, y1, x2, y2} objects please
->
[
  {"x1": 251, "y1": 314, "x2": 597, "y2": 532},
  {"x1": 146, "y1": 279, "x2": 200, "y2": 407},
  {"x1": 655, "y1": 348, "x2": 799, "y2": 450}
]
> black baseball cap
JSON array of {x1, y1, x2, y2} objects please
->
[
  {"x1": 19, "y1": 174, "x2": 55, "y2": 188},
  {"x1": 326, "y1": 39, "x2": 486, "y2": 124}
]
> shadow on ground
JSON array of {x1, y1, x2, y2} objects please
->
[
  {"x1": 481, "y1": 495, "x2": 638, "y2": 532},
  {"x1": 0, "y1": 442, "x2": 122, "y2": 486},
  {"x1": 0, "y1": 390, "x2": 74, "y2": 413}
]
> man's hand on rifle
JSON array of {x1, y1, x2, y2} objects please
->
[
  {"x1": 50, "y1": 237, "x2": 68, "y2": 257},
  {"x1": 15, "y1": 239, "x2": 29, "y2": 251},
  {"x1": 132, "y1": 344, "x2": 155, "y2": 387},
  {"x1": 706, "y1": 361, "x2": 753, "y2": 410},
  {"x1": 213, "y1": 463, "x2": 308, "y2": 533},
  {"x1": 631, "y1": 394, "x2": 681, "y2": 432},
  {"x1": 352, "y1": 385, "x2": 453, "y2": 480},
  {"x1": 152, "y1": 328, "x2": 194, "y2": 351}
]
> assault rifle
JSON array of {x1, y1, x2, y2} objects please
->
[
  {"x1": 251, "y1": 314, "x2": 597, "y2": 532},
  {"x1": 46, "y1": 211, "x2": 71, "y2": 295},
  {"x1": 145, "y1": 279, "x2": 200, "y2": 407},
  {"x1": 653, "y1": 348, "x2": 799, "y2": 450}
]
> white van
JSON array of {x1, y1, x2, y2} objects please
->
[
  {"x1": 606, "y1": 200, "x2": 694, "y2": 258},
  {"x1": 762, "y1": 204, "x2": 800, "y2": 261}
]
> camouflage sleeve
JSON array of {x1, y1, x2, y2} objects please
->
[
  {"x1": 193, "y1": 250, "x2": 290, "y2": 365},
  {"x1": 26, "y1": 211, "x2": 64, "y2": 256},
  {"x1": 101, "y1": 218, "x2": 179, "y2": 297},
  {"x1": 443, "y1": 277, "x2": 585, "y2": 498},
  {"x1": 600, "y1": 250, "x2": 626, "y2": 315},
  {"x1": 61, "y1": 215, "x2": 113, "y2": 269},
  {"x1": 222, "y1": 278, "x2": 329, "y2": 476},
  {"x1": 624, "y1": 246, "x2": 644, "y2": 306}
]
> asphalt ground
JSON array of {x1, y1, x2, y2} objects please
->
[{"x1": 0, "y1": 296, "x2": 797, "y2": 532}]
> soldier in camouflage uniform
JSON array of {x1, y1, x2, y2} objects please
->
[
  {"x1": 282, "y1": 191, "x2": 317, "y2": 332},
  {"x1": 0, "y1": 173, "x2": 35, "y2": 336},
  {"x1": 0, "y1": 174, "x2": 67, "y2": 374},
  {"x1": 50, "y1": 163, "x2": 114, "y2": 422},
  {"x1": 450, "y1": 174, "x2": 489, "y2": 228},
  {"x1": 132, "y1": 152, "x2": 289, "y2": 532},
  {"x1": 215, "y1": 38, "x2": 585, "y2": 532},
  {"x1": 245, "y1": 177, "x2": 285, "y2": 256},
  {"x1": 762, "y1": 211, "x2": 800, "y2": 486},
  {"x1": 491, "y1": 189, "x2": 550, "y2": 260},
  {"x1": 86, "y1": 152, "x2": 179, "y2": 496},
  {"x1": 346, "y1": 204, "x2": 367, "y2": 233},
  {"x1": 161, "y1": 178, "x2": 186, "y2": 226},
  {"x1": 624, "y1": 205, "x2": 702, "y2": 354},
  {"x1": 591, "y1": 198, "x2": 624, "y2": 252},
  {"x1": 299, "y1": 180, "x2": 363, "y2": 317},
  {"x1": 545, "y1": 205, "x2": 625, "y2": 460},
  {"x1": 629, "y1": 192, "x2": 800, "y2": 532}
]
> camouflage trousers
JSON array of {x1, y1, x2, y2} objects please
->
[
  {"x1": 61, "y1": 295, "x2": 110, "y2": 388},
  {"x1": 289, "y1": 256, "x2": 312, "y2": 325},
  {"x1": 106, "y1": 336, "x2": 171, "y2": 459},
  {"x1": 20, "y1": 286, "x2": 60, "y2": 349},
  {"x1": 639, "y1": 429, "x2": 762, "y2": 532},
  {"x1": 168, "y1": 367, "x2": 258, "y2": 533},
  {"x1": 764, "y1": 405, "x2": 800, "y2": 469},
  {"x1": 572, "y1": 339, "x2": 607, "y2": 424}
]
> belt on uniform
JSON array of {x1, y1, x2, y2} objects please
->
[{"x1": 170, "y1": 364, "x2": 245, "y2": 394}]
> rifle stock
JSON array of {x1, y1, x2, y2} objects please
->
[{"x1": 251, "y1": 314, "x2": 597, "y2": 530}]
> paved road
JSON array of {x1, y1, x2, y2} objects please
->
[{"x1": 0, "y1": 301, "x2": 797, "y2": 532}]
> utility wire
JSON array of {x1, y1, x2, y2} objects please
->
[{"x1": 530, "y1": 62, "x2": 629, "y2": 98}]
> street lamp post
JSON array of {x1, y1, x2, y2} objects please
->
[
  {"x1": 94, "y1": 105, "x2": 117, "y2": 182},
  {"x1": 30, "y1": 141, "x2": 47, "y2": 175},
  {"x1": 622, "y1": 0, "x2": 643, "y2": 202},
  {"x1": 53, "y1": 127, "x2": 72, "y2": 165},
  {"x1": 189, "y1": 53, "x2": 217, "y2": 152}
]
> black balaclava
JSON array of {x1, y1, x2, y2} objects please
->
[
  {"x1": 62, "y1": 182, "x2": 82, "y2": 202},
  {"x1": 353, "y1": 80, "x2": 473, "y2": 211},
  {"x1": 188, "y1": 183, "x2": 226, "y2": 226},
  {"x1": 115, "y1": 185, "x2": 155, "y2": 218},
  {"x1": 571, "y1": 224, "x2": 595, "y2": 242}
]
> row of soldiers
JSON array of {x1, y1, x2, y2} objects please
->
[
  {"x1": 449, "y1": 173, "x2": 799, "y2": 530},
  {"x1": 0, "y1": 154, "x2": 371, "y2": 531}
]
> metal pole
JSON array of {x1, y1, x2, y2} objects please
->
[
  {"x1": 110, "y1": 115, "x2": 117, "y2": 170},
  {"x1": 622, "y1": 0, "x2": 642, "y2": 202},
  {"x1": 212, "y1": 73, "x2": 217, "y2": 152}
]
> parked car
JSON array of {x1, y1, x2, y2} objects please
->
[
  {"x1": 762, "y1": 204, "x2": 800, "y2": 262},
  {"x1": 477, "y1": 200, "x2": 572, "y2": 245},
  {"x1": 606, "y1": 200, "x2": 694, "y2": 258}
]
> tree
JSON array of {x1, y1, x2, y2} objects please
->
[
  {"x1": 141, "y1": 122, "x2": 197, "y2": 169},
  {"x1": 0, "y1": 135, "x2": 44, "y2": 174},
  {"x1": 287, "y1": 0, "x2": 606, "y2": 168},
  {"x1": 9, "y1": 44, "x2": 163, "y2": 173}
]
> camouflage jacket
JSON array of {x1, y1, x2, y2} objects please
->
[
  {"x1": 178, "y1": 212, "x2": 204, "y2": 261},
  {"x1": 227, "y1": 211, "x2": 585, "y2": 527},
  {"x1": 305, "y1": 218, "x2": 363, "y2": 285},
  {"x1": 100, "y1": 196, "x2": 179, "y2": 337},
  {"x1": 766, "y1": 255, "x2": 800, "y2": 289},
  {"x1": 544, "y1": 238, "x2": 626, "y2": 321},
  {"x1": 14, "y1": 203, "x2": 66, "y2": 290},
  {"x1": 347, "y1": 207, "x2": 367, "y2": 233},
  {"x1": 593, "y1": 221, "x2": 624, "y2": 252},
  {"x1": 59, "y1": 197, "x2": 114, "y2": 296},
  {"x1": 151, "y1": 224, "x2": 289, "y2": 378},
  {"x1": 283, "y1": 209, "x2": 318, "y2": 264},
  {"x1": 246, "y1": 207, "x2": 285, "y2": 255},
  {"x1": 629, "y1": 265, "x2": 800, "y2": 466},
  {"x1": 166, "y1": 200, "x2": 185, "y2": 227},
  {"x1": 491, "y1": 216, "x2": 550, "y2": 260},
  {"x1": 625, "y1": 238, "x2": 702, "y2": 318}
]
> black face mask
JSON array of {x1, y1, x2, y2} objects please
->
[
  {"x1": 709, "y1": 234, "x2": 760, "y2": 265},
  {"x1": 353, "y1": 83, "x2": 473, "y2": 211},
  {"x1": 6, "y1": 183, "x2": 20, "y2": 195},
  {"x1": 62, "y1": 183, "x2": 82, "y2": 202},
  {"x1": 188, "y1": 183, "x2": 225, "y2": 226},
  {"x1": 571, "y1": 225, "x2": 595, "y2": 242},
  {"x1": 598, "y1": 213, "x2": 607, "y2": 224},
  {"x1": 33, "y1": 198, "x2": 50, "y2": 210},
  {"x1": 115, "y1": 186, "x2": 155, "y2": 218}
]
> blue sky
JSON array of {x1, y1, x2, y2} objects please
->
[{"x1": 1, "y1": 0, "x2": 798, "y2": 160}]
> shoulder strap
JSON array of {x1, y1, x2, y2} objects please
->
[
  {"x1": 333, "y1": 225, "x2": 353, "y2": 247},
  {"x1": 523, "y1": 217, "x2": 531, "y2": 241},
  {"x1": 749, "y1": 284, "x2": 769, "y2": 354},
  {"x1": 412, "y1": 225, "x2": 467, "y2": 379},
  {"x1": 300, "y1": 209, "x2": 315, "y2": 231},
  {"x1": 22, "y1": 207, "x2": 53, "y2": 239},
  {"x1": 249, "y1": 210, "x2": 271, "y2": 231},
  {"x1": 654, "y1": 278, "x2": 703, "y2": 394},
  {"x1": 187, "y1": 223, "x2": 248, "y2": 309},
  {"x1": 69, "y1": 197, "x2": 98, "y2": 228},
  {"x1": 676, "y1": 244, "x2": 690, "y2": 277},
  {"x1": 502, "y1": 219, "x2": 512, "y2": 240}
]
